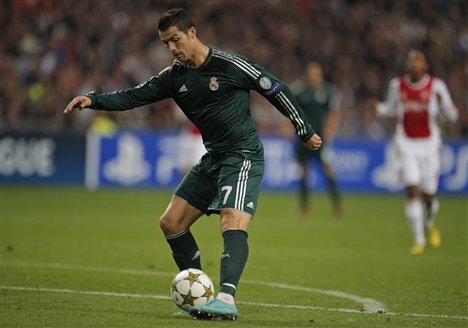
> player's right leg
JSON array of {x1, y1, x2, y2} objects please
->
[
  {"x1": 400, "y1": 145, "x2": 426, "y2": 254},
  {"x1": 405, "y1": 186, "x2": 426, "y2": 255},
  {"x1": 159, "y1": 195, "x2": 205, "y2": 270},
  {"x1": 160, "y1": 161, "x2": 217, "y2": 271}
]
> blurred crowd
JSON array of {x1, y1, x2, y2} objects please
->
[{"x1": 1, "y1": 0, "x2": 466, "y2": 139}]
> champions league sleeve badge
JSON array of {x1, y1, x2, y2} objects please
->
[
  {"x1": 259, "y1": 76, "x2": 272, "y2": 90},
  {"x1": 259, "y1": 76, "x2": 282, "y2": 96}
]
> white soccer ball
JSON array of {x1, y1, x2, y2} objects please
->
[{"x1": 171, "y1": 268, "x2": 215, "y2": 311}]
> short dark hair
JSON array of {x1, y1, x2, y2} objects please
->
[{"x1": 158, "y1": 8, "x2": 195, "y2": 33}]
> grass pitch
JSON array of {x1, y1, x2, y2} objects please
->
[{"x1": 1, "y1": 186, "x2": 467, "y2": 327}]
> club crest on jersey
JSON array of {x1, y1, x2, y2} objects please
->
[
  {"x1": 259, "y1": 76, "x2": 272, "y2": 90},
  {"x1": 209, "y1": 77, "x2": 219, "y2": 91}
]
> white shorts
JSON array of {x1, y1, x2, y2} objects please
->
[{"x1": 394, "y1": 135, "x2": 441, "y2": 194}]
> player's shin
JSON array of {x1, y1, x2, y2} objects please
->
[
  {"x1": 405, "y1": 199, "x2": 425, "y2": 245},
  {"x1": 218, "y1": 230, "x2": 249, "y2": 303},
  {"x1": 165, "y1": 230, "x2": 202, "y2": 270},
  {"x1": 425, "y1": 198, "x2": 439, "y2": 227}
]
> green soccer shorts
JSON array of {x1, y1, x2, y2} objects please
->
[{"x1": 174, "y1": 149, "x2": 264, "y2": 217}]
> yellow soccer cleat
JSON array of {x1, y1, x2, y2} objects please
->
[
  {"x1": 427, "y1": 226, "x2": 442, "y2": 248},
  {"x1": 410, "y1": 244, "x2": 425, "y2": 255}
]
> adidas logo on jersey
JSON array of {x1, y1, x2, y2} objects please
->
[
  {"x1": 247, "y1": 202, "x2": 255, "y2": 209},
  {"x1": 178, "y1": 84, "x2": 188, "y2": 92}
]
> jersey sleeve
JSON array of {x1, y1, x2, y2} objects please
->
[
  {"x1": 233, "y1": 55, "x2": 316, "y2": 142},
  {"x1": 377, "y1": 77, "x2": 400, "y2": 117},
  {"x1": 432, "y1": 78, "x2": 459, "y2": 123},
  {"x1": 87, "y1": 67, "x2": 173, "y2": 111}
]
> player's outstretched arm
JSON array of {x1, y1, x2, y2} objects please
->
[
  {"x1": 63, "y1": 96, "x2": 92, "y2": 114},
  {"x1": 303, "y1": 133, "x2": 322, "y2": 151}
]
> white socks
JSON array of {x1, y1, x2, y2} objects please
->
[
  {"x1": 405, "y1": 199, "x2": 425, "y2": 245},
  {"x1": 217, "y1": 292, "x2": 235, "y2": 305},
  {"x1": 425, "y1": 198, "x2": 439, "y2": 228}
]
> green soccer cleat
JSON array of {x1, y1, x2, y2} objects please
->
[{"x1": 189, "y1": 299, "x2": 238, "y2": 320}]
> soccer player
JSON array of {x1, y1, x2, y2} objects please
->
[
  {"x1": 64, "y1": 8, "x2": 322, "y2": 320},
  {"x1": 373, "y1": 49, "x2": 458, "y2": 255},
  {"x1": 293, "y1": 61, "x2": 343, "y2": 218}
]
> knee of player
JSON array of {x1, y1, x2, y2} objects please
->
[
  {"x1": 158, "y1": 213, "x2": 171, "y2": 232},
  {"x1": 159, "y1": 213, "x2": 184, "y2": 235}
]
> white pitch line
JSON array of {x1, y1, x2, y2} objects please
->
[
  {"x1": 1, "y1": 285, "x2": 467, "y2": 321},
  {"x1": 1, "y1": 285, "x2": 170, "y2": 301},
  {"x1": 3, "y1": 261, "x2": 385, "y2": 313},
  {"x1": 243, "y1": 280, "x2": 385, "y2": 313}
]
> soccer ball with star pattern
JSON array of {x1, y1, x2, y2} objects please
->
[{"x1": 171, "y1": 268, "x2": 215, "y2": 311}]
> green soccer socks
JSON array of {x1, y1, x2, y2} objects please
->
[
  {"x1": 219, "y1": 229, "x2": 249, "y2": 297},
  {"x1": 166, "y1": 230, "x2": 202, "y2": 270}
]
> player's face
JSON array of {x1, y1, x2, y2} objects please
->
[
  {"x1": 407, "y1": 51, "x2": 428, "y2": 77},
  {"x1": 306, "y1": 63, "x2": 323, "y2": 86},
  {"x1": 159, "y1": 26, "x2": 196, "y2": 62}
]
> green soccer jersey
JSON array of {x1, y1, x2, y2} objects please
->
[
  {"x1": 87, "y1": 48, "x2": 315, "y2": 153},
  {"x1": 294, "y1": 81, "x2": 338, "y2": 137}
]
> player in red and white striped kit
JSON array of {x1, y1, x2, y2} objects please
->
[{"x1": 375, "y1": 49, "x2": 458, "y2": 255}]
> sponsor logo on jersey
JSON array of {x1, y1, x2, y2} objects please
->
[
  {"x1": 209, "y1": 77, "x2": 219, "y2": 91},
  {"x1": 179, "y1": 84, "x2": 188, "y2": 92},
  {"x1": 403, "y1": 100, "x2": 428, "y2": 112}
]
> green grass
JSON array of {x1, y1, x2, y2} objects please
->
[{"x1": 1, "y1": 186, "x2": 467, "y2": 327}]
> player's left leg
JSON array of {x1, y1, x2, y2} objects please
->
[
  {"x1": 421, "y1": 158, "x2": 442, "y2": 247},
  {"x1": 318, "y1": 146, "x2": 342, "y2": 217},
  {"x1": 420, "y1": 142, "x2": 442, "y2": 248},
  {"x1": 422, "y1": 193, "x2": 441, "y2": 248},
  {"x1": 322, "y1": 162, "x2": 343, "y2": 217},
  {"x1": 190, "y1": 151, "x2": 263, "y2": 320},
  {"x1": 296, "y1": 144, "x2": 310, "y2": 217},
  {"x1": 190, "y1": 209, "x2": 251, "y2": 320}
]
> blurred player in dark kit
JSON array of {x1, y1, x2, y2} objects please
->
[{"x1": 293, "y1": 61, "x2": 343, "y2": 218}]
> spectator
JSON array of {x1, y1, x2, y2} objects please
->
[{"x1": 1, "y1": 0, "x2": 465, "y2": 139}]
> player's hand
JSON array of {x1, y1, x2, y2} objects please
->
[
  {"x1": 63, "y1": 96, "x2": 92, "y2": 114},
  {"x1": 304, "y1": 133, "x2": 322, "y2": 151}
]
